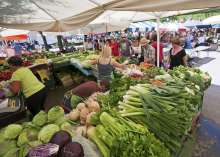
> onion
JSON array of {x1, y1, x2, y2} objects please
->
[
  {"x1": 87, "y1": 101, "x2": 100, "y2": 113},
  {"x1": 76, "y1": 103, "x2": 86, "y2": 112},
  {"x1": 80, "y1": 108, "x2": 90, "y2": 124},
  {"x1": 68, "y1": 109, "x2": 80, "y2": 121}
]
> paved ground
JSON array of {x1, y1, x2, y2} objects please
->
[{"x1": 190, "y1": 50, "x2": 220, "y2": 157}]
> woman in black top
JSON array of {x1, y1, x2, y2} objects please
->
[{"x1": 168, "y1": 37, "x2": 187, "y2": 69}]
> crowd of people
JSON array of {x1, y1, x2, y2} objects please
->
[
  {"x1": 84, "y1": 27, "x2": 218, "y2": 69},
  {"x1": 0, "y1": 41, "x2": 42, "y2": 57}
]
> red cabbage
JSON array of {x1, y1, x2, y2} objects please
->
[
  {"x1": 50, "y1": 130, "x2": 71, "y2": 149},
  {"x1": 59, "y1": 142, "x2": 84, "y2": 157},
  {"x1": 28, "y1": 143, "x2": 59, "y2": 157}
]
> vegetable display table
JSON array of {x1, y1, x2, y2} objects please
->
[{"x1": 0, "y1": 96, "x2": 26, "y2": 128}]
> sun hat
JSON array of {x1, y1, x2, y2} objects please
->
[{"x1": 140, "y1": 38, "x2": 150, "y2": 46}]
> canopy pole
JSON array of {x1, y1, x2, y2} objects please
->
[{"x1": 156, "y1": 16, "x2": 160, "y2": 67}]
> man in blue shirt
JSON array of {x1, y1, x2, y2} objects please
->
[{"x1": 13, "y1": 43, "x2": 22, "y2": 56}]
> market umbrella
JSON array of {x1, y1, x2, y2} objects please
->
[{"x1": 203, "y1": 15, "x2": 220, "y2": 25}]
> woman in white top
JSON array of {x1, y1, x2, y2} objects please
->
[{"x1": 131, "y1": 38, "x2": 141, "y2": 58}]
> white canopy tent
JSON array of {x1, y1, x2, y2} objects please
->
[
  {"x1": 158, "y1": 22, "x2": 189, "y2": 32},
  {"x1": 0, "y1": 0, "x2": 220, "y2": 32},
  {"x1": 203, "y1": 15, "x2": 220, "y2": 25},
  {"x1": 184, "y1": 20, "x2": 203, "y2": 27},
  {"x1": 72, "y1": 8, "x2": 203, "y2": 35}
]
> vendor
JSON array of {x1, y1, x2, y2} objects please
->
[
  {"x1": 139, "y1": 38, "x2": 155, "y2": 64},
  {"x1": 8, "y1": 56, "x2": 47, "y2": 115},
  {"x1": 168, "y1": 37, "x2": 187, "y2": 69},
  {"x1": 91, "y1": 45, "x2": 128, "y2": 90}
]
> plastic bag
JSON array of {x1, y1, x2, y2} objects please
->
[{"x1": 72, "y1": 135, "x2": 102, "y2": 157}]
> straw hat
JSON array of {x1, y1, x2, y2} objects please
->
[{"x1": 140, "y1": 38, "x2": 150, "y2": 46}]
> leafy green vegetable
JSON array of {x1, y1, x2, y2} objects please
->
[
  {"x1": 32, "y1": 111, "x2": 47, "y2": 126},
  {"x1": 0, "y1": 140, "x2": 17, "y2": 156},
  {"x1": 55, "y1": 116, "x2": 68, "y2": 126},
  {"x1": 88, "y1": 112, "x2": 171, "y2": 157},
  {"x1": 48, "y1": 106, "x2": 64, "y2": 123},
  {"x1": 4, "y1": 124, "x2": 23, "y2": 139},
  {"x1": 3, "y1": 147, "x2": 19, "y2": 157},
  {"x1": 119, "y1": 83, "x2": 203, "y2": 153},
  {"x1": 71, "y1": 95, "x2": 83, "y2": 109},
  {"x1": 17, "y1": 128, "x2": 38, "y2": 146},
  {"x1": 18, "y1": 145, "x2": 30, "y2": 157},
  {"x1": 28, "y1": 141, "x2": 43, "y2": 148},
  {"x1": 38, "y1": 124, "x2": 60, "y2": 143}
]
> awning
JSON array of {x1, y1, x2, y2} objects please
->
[
  {"x1": 2, "y1": 34, "x2": 28, "y2": 40},
  {"x1": 0, "y1": 0, "x2": 219, "y2": 32},
  {"x1": 0, "y1": 29, "x2": 29, "y2": 40}
]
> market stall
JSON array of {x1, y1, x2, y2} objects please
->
[{"x1": 0, "y1": 60, "x2": 211, "y2": 156}]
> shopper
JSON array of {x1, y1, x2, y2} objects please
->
[
  {"x1": 6, "y1": 44, "x2": 15, "y2": 58},
  {"x1": 93, "y1": 39, "x2": 100, "y2": 51},
  {"x1": 13, "y1": 43, "x2": 22, "y2": 56},
  {"x1": 119, "y1": 34, "x2": 132, "y2": 57},
  {"x1": 109, "y1": 37, "x2": 120, "y2": 57},
  {"x1": 131, "y1": 37, "x2": 141, "y2": 57},
  {"x1": 8, "y1": 56, "x2": 47, "y2": 115},
  {"x1": 139, "y1": 38, "x2": 155, "y2": 64},
  {"x1": 168, "y1": 37, "x2": 187, "y2": 69},
  {"x1": 91, "y1": 45, "x2": 128, "y2": 89},
  {"x1": 151, "y1": 33, "x2": 164, "y2": 66}
]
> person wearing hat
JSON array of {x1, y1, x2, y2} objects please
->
[
  {"x1": 119, "y1": 34, "x2": 132, "y2": 57},
  {"x1": 139, "y1": 38, "x2": 155, "y2": 64}
]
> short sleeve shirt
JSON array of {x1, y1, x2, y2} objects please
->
[{"x1": 11, "y1": 67, "x2": 45, "y2": 98}]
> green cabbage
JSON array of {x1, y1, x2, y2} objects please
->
[
  {"x1": 60, "y1": 122, "x2": 75, "y2": 137},
  {"x1": 17, "y1": 131, "x2": 28, "y2": 146},
  {"x1": 4, "y1": 124, "x2": 23, "y2": 139},
  {"x1": 71, "y1": 95, "x2": 83, "y2": 109},
  {"x1": 48, "y1": 106, "x2": 64, "y2": 123},
  {"x1": 3, "y1": 147, "x2": 19, "y2": 157},
  {"x1": 38, "y1": 124, "x2": 60, "y2": 143},
  {"x1": 28, "y1": 140, "x2": 43, "y2": 148},
  {"x1": 60, "y1": 122, "x2": 71, "y2": 129},
  {"x1": 18, "y1": 146, "x2": 30, "y2": 157},
  {"x1": 17, "y1": 128, "x2": 38, "y2": 146},
  {"x1": 0, "y1": 140, "x2": 17, "y2": 156},
  {"x1": 32, "y1": 111, "x2": 47, "y2": 126},
  {"x1": 55, "y1": 116, "x2": 68, "y2": 126}
]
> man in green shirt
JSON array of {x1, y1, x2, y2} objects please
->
[{"x1": 8, "y1": 56, "x2": 47, "y2": 115}]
